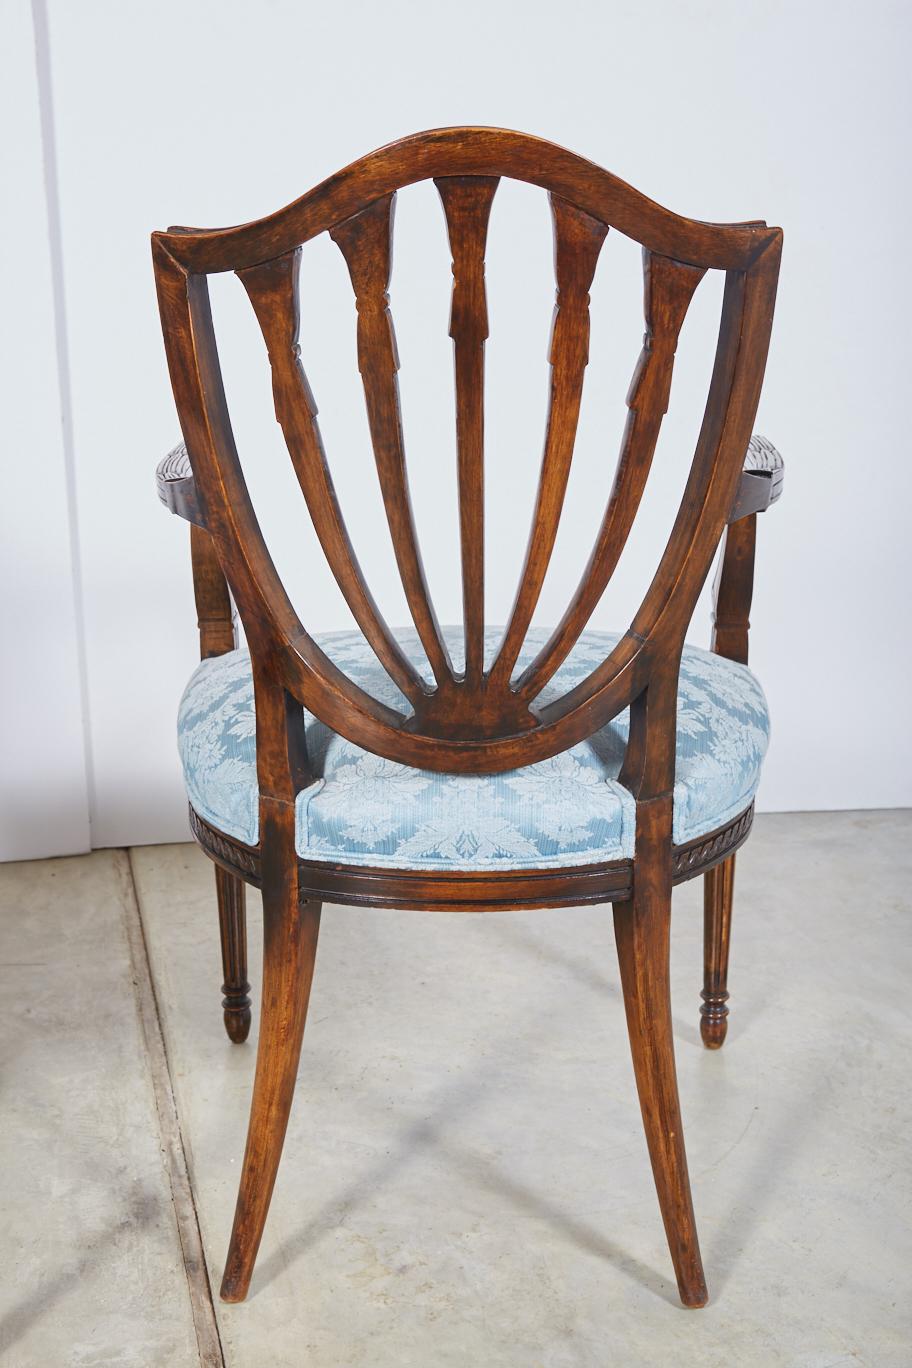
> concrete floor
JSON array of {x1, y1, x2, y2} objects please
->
[{"x1": 1, "y1": 812, "x2": 910, "y2": 1366}]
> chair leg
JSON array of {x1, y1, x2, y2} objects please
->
[
  {"x1": 700, "y1": 855, "x2": 735, "y2": 1050},
  {"x1": 220, "y1": 876, "x2": 322, "y2": 1303},
  {"x1": 215, "y1": 866, "x2": 252, "y2": 1044},
  {"x1": 614, "y1": 882, "x2": 708, "y2": 1308}
]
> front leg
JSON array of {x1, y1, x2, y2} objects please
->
[
  {"x1": 216, "y1": 867, "x2": 251, "y2": 1044},
  {"x1": 701, "y1": 856, "x2": 734, "y2": 1048},
  {"x1": 701, "y1": 512, "x2": 754, "y2": 1048}
]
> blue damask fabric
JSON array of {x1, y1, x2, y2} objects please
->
[{"x1": 177, "y1": 627, "x2": 770, "y2": 869}]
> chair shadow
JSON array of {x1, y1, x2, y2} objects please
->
[
  {"x1": 441, "y1": 1137, "x2": 679, "y2": 1307},
  {"x1": 489, "y1": 911, "x2": 829, "y2": 1299},
  {"x1": 242, "y1": 904, "x2": 777, "y2": 1308},
  {"x1": 486, "y1": 909, "x2": 727, "y2": 1052},
  {"x1": 487, "y1": 912, "x2": 621, "y2": 1002},
  {"x1": 701, "y1": 1048, "x2": 835, "y2": 1295},
  {"x1": 0, "y1": 1177, "x2": 162, "y2": 1357},
  {"x1": 252, "y1": 1015, "x2": 674, "y2": 1306}
]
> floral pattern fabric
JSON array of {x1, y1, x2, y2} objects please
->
[{"x1": 177, "y1": 627, "x2": 770, "y2": 870}]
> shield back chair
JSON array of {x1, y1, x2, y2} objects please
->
[{"x1": 153, "y1": 127, "x2": 783, "y2": 1307}]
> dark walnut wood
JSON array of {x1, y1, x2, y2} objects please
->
[
  {"x1": 491, "y1": 195, "x2": 608, "y2": 691},
  {"x1": 152, "y1": 127, "x2": 784, "y2": 1308},
  {"x1": 332, "y1": 195, "x2": 453, "y2": 691},
  {"x1": 702, "y1": 857, "x2": 735, "y2": 1048},
  {"x1": 436, "y1": 175, "x2": 498, "y2": 689},
  {"x1": 215, "y1": 865, "x2": 251, "y2": 1044},
  {"x1": 518, "y1": 249, "x2": 705, "y2": 699}
]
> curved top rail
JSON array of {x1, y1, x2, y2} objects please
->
[{"x1": 153, "y1": 126, "x2": 778, "y2": 275}]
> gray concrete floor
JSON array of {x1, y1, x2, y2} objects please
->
[{"x1": 1, "y1": 812, "x2": 911, "y2": 1366}]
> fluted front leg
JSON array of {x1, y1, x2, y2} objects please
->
[
  {"x1": 701, "y1": 856, "x2": 735, "y2": 1049},
  {"x1": 216, "y1": 867, "x2": 251, "y2": 1044}
]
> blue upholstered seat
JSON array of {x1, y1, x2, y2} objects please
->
[{"x1": 177, "y1": 627, "x2": 769, "y2": 870}]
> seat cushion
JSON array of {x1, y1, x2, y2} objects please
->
[{"x1": 177, "y1": 627, "x2": 769, "y2": 870}]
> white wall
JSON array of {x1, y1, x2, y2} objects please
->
[
  {"x1": 6, "y1": 0, "x2": 911, "y2": 857},
  {"x1": 0, "y1": 1, "x2": 90, "y2": 860}
]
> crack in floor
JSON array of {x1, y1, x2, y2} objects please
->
[{"x1": 120, "y1": 848, "x2": 225, "y2": 1368}]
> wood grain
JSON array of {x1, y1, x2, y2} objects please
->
[
  {"x1": 491, "y1": 196, "x2": 608, "y2": 687},
  {"x1": 518, "y1": 250, "x2": 704, "y2": 700},
  {"x1": 331, "y1": 196, "x2": 452, "y2": 688},
  {"x1": 153, "y1": 141, "x2": 780, "y2": 774},
  {"x1": 436, "y1": 176, "x2": 499, "y2": 687},
  {"x1": 215, "y1": 865, "x2": 251, "y2": 1045},
  {"x1": 152, "y1": 126, "x2": 784, "y2": 1308},
  {"x1": 701, "y1": 857, "x2": 735, "y2": 1049},
  {"x1": 613, "y1": 795, "x2": 707, "y2": 1307},
  {"x1": 239, "y1": 250, "x2": 427, "y2": 705}
]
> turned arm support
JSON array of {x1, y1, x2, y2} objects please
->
[
  {"x1": 156, "y1": 441, "x2": 238, "y2": 659},
  {"x1": 711, "y1": 435, "x2": 784, "y2": 666}
]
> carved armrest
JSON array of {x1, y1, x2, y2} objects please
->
[
  {"x1": 729, "y1": 435, "x2": 784, "y2": 522},
  {"x1": 711, "y1": 436, "x2": 783, "y2": 664},
  {"x1": 156, "y1": 441, "x2": 204, "y2": 527},
  {"x1": 157, "y1": 441, "x2": 237, "y2": 657}
]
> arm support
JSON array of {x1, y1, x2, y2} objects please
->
[
  {"x1": 728, "y1": 434, "x2": 784, "y2": 523},
  {"x1": 711, "y1": 435, "x2": 784, "y2": 665},
  {"x1": 156, "y1": 441, "x2": 237, "y2": 659},
  {"x1": 156, "y1": 440, "x2": 204, "y2": 526}
]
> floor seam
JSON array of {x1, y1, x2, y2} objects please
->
[{"x1": 120, "y1": 847, "x2": 226, "y2": 1368}]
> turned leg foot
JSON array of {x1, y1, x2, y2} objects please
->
[
  {"x1": 216, "y1": 866, "x2": 251, "y2": 1044},
  {"x1": 701, "y1": 855, "x2": 735, "y2": 1049}
]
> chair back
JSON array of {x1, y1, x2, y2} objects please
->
[{"x1": 153, "y1": 127, "x2": 781, "y2": 790}]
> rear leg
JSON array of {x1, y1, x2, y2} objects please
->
[
  {"x1": 614, "y1": 877, "x2": 708, "y2": 1307},
  {"x1": 220, "y1": 874, "x2": 322, "y2": 1302}
]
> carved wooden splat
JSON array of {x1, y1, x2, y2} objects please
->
[
  {"x1": 490, "y1": 195, "x2": 608, "y2": 687},
  {"x1": 330, "y1": 197, "x2": 453, "y2": 692},
  {"x1": 435, "y1": 175, "x2": 499, "y2": 687},
  {"x1": 238, "y1": 249, "x2": 426, "y2": 704},
  {"x1": 155, "y1": 128, "x2": 780, "y2": 772},
  {"x1": 517, "y1": 249, "x2": 705, "y2": 701}
]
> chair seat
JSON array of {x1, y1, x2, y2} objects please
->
[{"x1": 177, "y1": 627, "x2": 770, "y2": 871}]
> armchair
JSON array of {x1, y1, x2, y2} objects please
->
[{"x1": 153, "y1": 128, "x2": 783, "y2": 1307}]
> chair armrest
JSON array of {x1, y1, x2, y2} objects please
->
[
  {"x1": 157, "y1": 442, "x2": 237, "y2": 657},
  {"x1": 728, "y1": 435, "x2": 784, "y2": 522},
  {"x1": 156, "y1": 441, "x2": 204, "y2": 527},
  {"x1": 711, "y1": 435, "x2": 783, "y2": 664}
]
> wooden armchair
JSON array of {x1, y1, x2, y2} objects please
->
[{"x1": 153, "y1": 128, "x2": 783, "y2": 1307}]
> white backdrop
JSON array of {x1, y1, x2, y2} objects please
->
[
  {"x1": 4, "y1": 0, "x2": 911, "y2": 859},
  {"x1": 0, "y1": 0, "x2": 90, "y2": 860}
]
